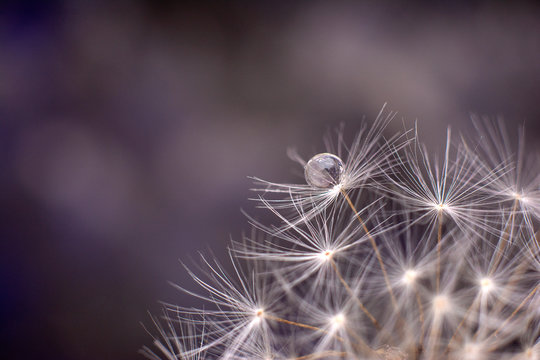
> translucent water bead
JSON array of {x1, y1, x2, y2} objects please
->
[{"x1": 304, "y1": 153, "x2": 344, "y2": 188}]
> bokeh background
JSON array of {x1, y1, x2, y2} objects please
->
[{"x1": 2, "y1": 1, "x2": 540, "y2": 359}]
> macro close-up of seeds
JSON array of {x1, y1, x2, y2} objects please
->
[
  {"x1": 4, "y1": 2, "x2": 540, "y2": 360},
  {"x1": 143, "y1": 108, "x2": 540, "y2": 359}
]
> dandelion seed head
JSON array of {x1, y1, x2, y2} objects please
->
[
  {"x1": 330, "y1": 313, "x2": 345, "y2": 329},
  {"x1": 434, "y1": 202, "x2": 449, "y2": 212},
  {"x1": 479, "y1": 277, "x2": 493, "y2": 293},
  {"x1": 511, "y1": 191, "x2": 531, "y2": 204},
  {"x1": 304, "y1": 153, "x2": 344, "y2": 189},
  {"x1": 145, "y1": 114, "x2": 540, "y2": 360},
  {"x1": 432, "y1": 295, "x2": 451, "y2": 316},
  {"x1": 318, "y1": 249, "x2": 334, "y2": 262},
  {"x1": 402, "y1": 269, "x2": 418, "y2": 285},
  {"x1": 330, "y1": 183, "x2": 343, "y2": 194},
  {"x1": 252, "y1": 308, "x2": 265, "y2": 324}
]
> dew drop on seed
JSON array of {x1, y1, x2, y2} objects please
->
[{"x1": 304, "y1": 153, "x2": 344, "y2": 188}]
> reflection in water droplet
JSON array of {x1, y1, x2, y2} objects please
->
[{"x1": 304, "y1": 153, "x2": 344, "y2": 188}]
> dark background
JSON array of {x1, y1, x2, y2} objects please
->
[{"x1": 1, "y1": 1, "x2": 540, "y2": 359}]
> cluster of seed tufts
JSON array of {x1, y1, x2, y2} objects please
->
[{"x1": 142, "y1": 110, "x2": 540, "y2": 360}]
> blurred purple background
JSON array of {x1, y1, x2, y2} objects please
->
[{"x1": 1, "y1": 1, "x2": 540, "y2": 359}]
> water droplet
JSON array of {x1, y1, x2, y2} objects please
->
[{"x1": 304, "y1": 153, "x2": 344, "y2": 188}]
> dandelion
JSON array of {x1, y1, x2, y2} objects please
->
[
  {"x1": 470, "y1": 118, "x2": 540, "y2": 212},
  {"x1": 141, "y1": 314, "x2": 207, "y2": 360},
  {"x1": 250, "y1": 104, "x2": 408, "y2": 230},
  {"x1": 382, "y1": 127, "x2": 506, "y2": 236},
  {"x1": 144, "y1": 108, "x2": 540, "y2": 359},
  {"x1": 470, "y1": 118, "x2": 540, "y2": 269}
]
